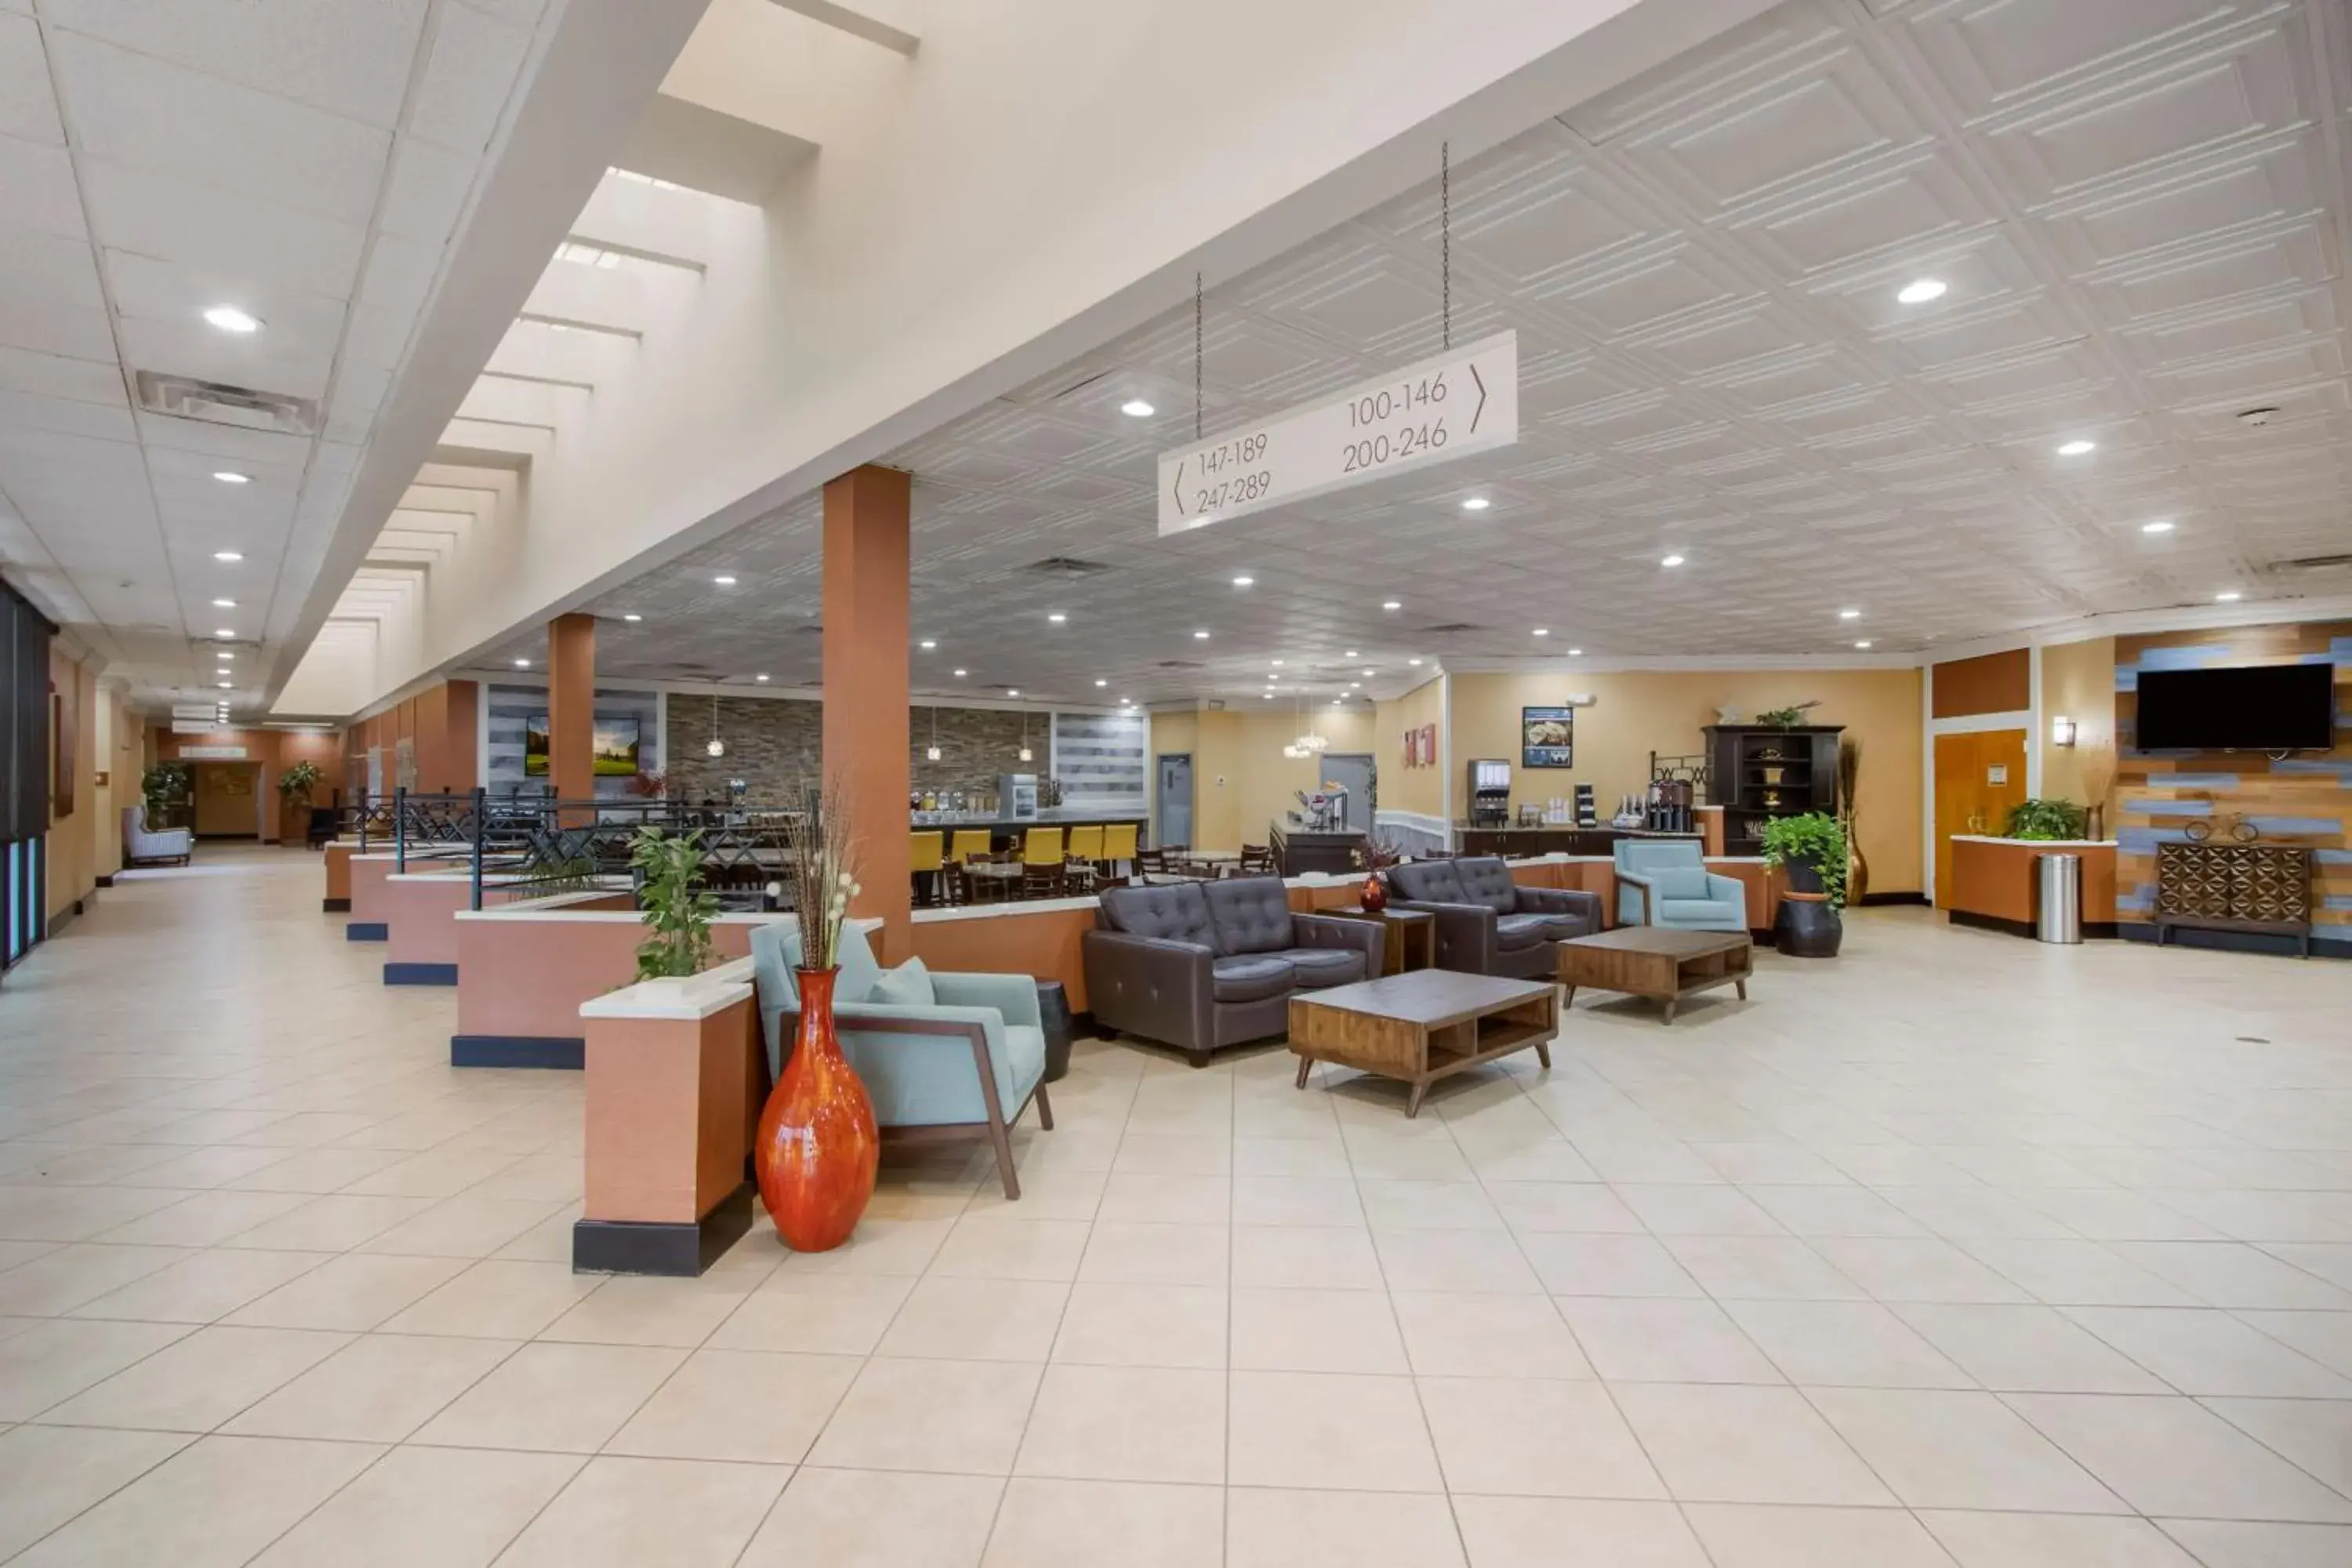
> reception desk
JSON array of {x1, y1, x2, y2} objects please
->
[{"x1": 1946, "y1": 836, "x2": 2118, "y2": 938}]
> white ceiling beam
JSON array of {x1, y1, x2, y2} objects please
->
[
  {"x1": 619, "y1": 91, "x2": 818, "y2": 205},
  {"x1": 762, "y1": 0, "x2": 918, "y2": 56}
]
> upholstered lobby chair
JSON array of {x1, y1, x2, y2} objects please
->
[
  {"x1": 1385, "y1": 855, "x2": 1602, "y2": 978},
  {"x1": 122, "y1": 804, "x2": 192, "y2": 867},
  {"x1": 1083, "y1": 876, "x2": 1381, "y2": 1066},
  {"x1": 749, "y1": 923, "x2": 1053, "y2": 1200},
  {"x1": 1613, "y1": 840, "x2": 1747, "y2": 932}
]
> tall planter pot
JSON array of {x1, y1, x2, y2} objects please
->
[
  {"x1": 1775, "y1": 860, "x2": 1843, "y2": 958},
  {"x1": 754, "y1": 967, "x2": 879, "y2": 1252}
]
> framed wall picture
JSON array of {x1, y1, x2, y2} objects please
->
[
  {"x1": 1521, "y1": 706, "x2": 1574, "y2": 768},
  {"x1": 1419, "y1": 723, "x2": 1436, "y2": 767}
]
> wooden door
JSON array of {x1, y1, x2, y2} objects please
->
[
  {"x1": 1933, "y1": 729, "x2": 2028, "y2": 906},
  {"x1": 191, "y1": 762, "x2": 261, "y2": 838}
]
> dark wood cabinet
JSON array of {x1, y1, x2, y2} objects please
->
[
  {"x1": 1702, "y1": 725, "x2": 1842, "y2": 857},
  {"x1": 2155, "y1": 843, "x2": 2314, "y2": 956}
]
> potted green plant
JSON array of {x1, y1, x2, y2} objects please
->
[
  {"x1": 1760, "y1": 811, "x2": 1847, "y2": 957},
  {"x1": 1755, "y1": 700, "x2": 1821, "y2": 731},
  {"x1": 2005, "y1": 799, "x2": 2088, "y2": 841},
  {"x1": 630, "y1": 826, "x2": 720, "y2": 980},
  {"x1": 141, "y1": 761, "x2": 191, "y2": 827},
  {"x1": 277, "y1": 760, "x2": 321, "y2": 805}
]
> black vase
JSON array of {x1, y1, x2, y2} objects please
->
[{"x1": 1776, "y1": 860, "x2": 1842, "y2": 958}]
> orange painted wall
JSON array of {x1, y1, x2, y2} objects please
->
[
  {"x1": 341, "y1": 678, "x2": 478, "y2": 797},
  {"x1": 1948, "y1": 838, "x2": 2118, "y2": 926},
  {"x1": 909, "y1": 908, "x2": 1098, "y2": 1010},
  {"x1": 155, "y1": 724, "x2": 347, "y2": 842}
]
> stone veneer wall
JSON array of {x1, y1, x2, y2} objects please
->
[{"x1": 665, "y1": 696, "x2": 1055, "y2": 804}]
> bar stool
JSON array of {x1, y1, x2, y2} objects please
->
[
  {"x1": 1064, "y1": 825, "x2": 1103, "y2": 894},
  {"x1": 1022, "y1": 826, "x2": 1063, "y2": 868},
  {"x1": 909, "y1": 829, "x2": 945, "y2": 906},
  {"x1": 1100, "y1": 822, "x2": 1138, "y2": 884},
  {"x1": 949, "y1": 828, "x2": 992, "y2": 902}
]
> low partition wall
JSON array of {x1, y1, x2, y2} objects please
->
[
  {"x1": 324, "y1": 840, "x2": 354, "y2": 912},
  {"x1": 1946, "y1": 836, "x2": 2118, "y2": 938},
  {"x1": 381, "y1": 873, "x2": 615, "y2": 985},
  {"x1": 345, "y1": 848, "x2": 466, "y2": 942}
]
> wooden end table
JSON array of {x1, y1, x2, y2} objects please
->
[
  {"x1": 1318, "y1": 905, "x2": 1435, "y2": 975},
  {"x1": 1557, "y1": 927, "x2": 1751, "y2": 1023},
  {"x1": 1288, "y1": 970, "x2": 1559, "y2": 1117}
]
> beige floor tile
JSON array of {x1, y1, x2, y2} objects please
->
[
  {"x1": 929, "y1": 1216, "x2": 1094, "y2": 1281},
  {"x1": 1231, "y1": 1286, "x2": 1407, "y2": 1373},
  {"x1": 2231, "y1": 1309, "x2": 2352, "y2": 1380},
  {"x1": 1231, "y1": 1224, "x2": 1382, "y2": 1289},
  {"x1": 1097, "y1": 1174, "x2": 1231, "y2": 1225},
  {"x1": 248, "y1": 1443, "x2": 582, "y2": 1567},
  {"x1": 1342, "y1": 1135, "x2": 1476, "y2": 1184},
  {"x1": 223, "y1": 1332, "x2": 517, "y2": 1441},
  {"x1": 1225, "y1": 1486, "x2": 1465, "y2": 1568},
  {"x1": 1920, "y1": 1508, "x2": 2205, "y2": 1567},
  {"x1": 608, "y1": 1348, "x2": 859, "y2": 1462},
  {"x1": 1113, "y1": 1133, "x2": 1234, "y2": 1176},
  {"x1": 1393, "y1": 1290, "x2": 1592, "y2": 1378},
  {"x1": 1556, "y1": 1297, "x2": 1784, "y2": 1383},
  {"x1": 0, "y1": 1424, "x2": 191, "y2": 1561},
  {"x1": 222, "y1": 1250, "x2": 469, "y2": 1330},
  {"x1": 1742, "y1": 1185, "x2": 1929, "y2": 1238},
  {"x1": 1808, "y1": 1385, "x2": 2129, "y2": 1512},
  {"x1": 379, "y1": 1258, "x2": 605, "y2": 1339},
  {"x1": 358, "y1": 1195, "x2": 569, "y2": 1258},
  {"x1": 223, "y1": 1194, "x2": 439, "y2": 1253},
  {"x1": 1014, "y1": 1363, "x2": 1224, "y2": 1483},
  {"x1": 537, "y1": 1273, "x2": 753, "y2": 1347},
  {"x1": 808, "y1": 1356, "x2": 1044, "y2": 1474},
  {"x1": 1488, "y1": 1181, "x2": 1646, "y2": 1233},
  {"x1": 1051, "y1": 1280, "x2": 1227, "y2": 1367},
  {"x1": 64, "y1": 1247, "x2": 323, "y2": 1323},
  {"x1": 1682, "y1": 1503, "x2": 1961, "y2": 1567},
  {"x1": 1457, "y1": 1139, "x2": 1602, "y2": 1185},
  {"x1": 2202, "y1": 1397, "x2": 2352, "y2": 1496},
  {"x1": 342, "y1": 1148, "x2": 525, "y2": 1199},
  {"x1": 495, "y1": 1455, "x2": 789, "y2": 1568},
  {"x1": 1891, "y1": 1302, "x2": 2172, "y2": 1392},
  {"x1": 1075, "y1": 1221, "x2": 1230, "y2": 1286},
  {"x1": 1233, "y1": 1136, "x2": 1352, "y2": 1178},
  {"x1": 1232, "y1": 1175, "x2": 1367, "y2": 1227},
  {"x1": 2065, "y1": 1305, "x2": 2352, "y2": 1396},
  {"x1": 218, "y1": 1145, "x2": 410, "y2": 1193},
  {"x1": 1372, "y1": 1227, "x2": 1542, "y2": 1293},
  {"x1": 1961, "y1": 1238, "x2": 2204, "y2": 1307},
  {"x1": 1357, "y1": 1178, "x2": 1504, "y2": 1230},
  {"x1": 2156, "y1": 1519, "x2": 2352, "y2": 1567},
  {"x1": 41, "y1": 1323, "x2": 352, "y2": 1431},
  {"x1": 1615, "y1": 1185, "x2": 1786, "y2": 1236},
  {"x1": 1452, "y1": 1496, "x2": 1708, "y2": 1567},
  {"x1": 1570, "y1": 1145, "x2": 1724, "y2": 1185},
  {"x1": 412, "y1": 1340, "x2": 688, "y2": 1452},
  {"x1": 708, "y1": 1270, "x2": 913, "y2": 1354},
  {"x1": 1610, "y1": 1383, "x2": 1894, "y2": 1505},
  {"x1": 740, "y1": 1465, "x2": 1001, "y2": 1567},
  {"x1": 877, "y1": 1275, "x2": 1070, "y2": 1361},
  {"x1": 1519, "y1": 1234, "x2": 1705, "y2": 1297},
  {"x1": 1226, "y1": 1370, "x2": 1442, "y2": 1492},
  {"x1": 86, "y1": 1189, "x2": 313, "y2": 1248},
  {"x1": 1421, "y1": 1374, "x2": 1663, "y2": 1498},
  {"x1": 2007, "y1": 1392, "x2": 2352, "y2": 1522},
  {"x1": 0, "y1": 1314, "x2": 194, "y2": 1419},
  {"x1": 8, "y1": 1433, "x2": 381, "y2": 1568},
  {"x1": 1806, "y1": 1236, "x2": 2034, "y2": 1304},
  {"x1": 1722, "y1": 1300, "x2": 1976, "y2": 1388},
  {"x1": 2109, "y1": 1242, "x2": 2352, "y2": 1308},
  {"x1": 0, "y1": 1243, "x2": 192, "y2": 1315},
  {"x1": 982, "y1": 1476, "x2": 1220, "y2": 1567},
  {"x1": 1664, "y1": 1236, "x2": 1869, "y2": 1301}
]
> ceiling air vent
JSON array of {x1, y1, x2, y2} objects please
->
[
  {"x1": 2267, "y1": 553, "x2": 2352, "y2": 575},
  {"x1": 1421, "y1": 622, "x2": 1482, "y2": 635},
  {"x1": 1156, "y1": 659, "x2": 1206, "y2": 670},
  {"x1": 1025, "y1": 557, "x2": 1112, "y2": 579},
  {"x1": 134, "y1": 371, "x2": 318, "y2": 436}
]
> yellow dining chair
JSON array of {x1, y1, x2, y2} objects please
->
[
  {"x1": 909, "y1": 830, "x2": 945, "y2": 906},
  {"x1": 1100, "y1": 822, "x2": 1138, "y2": 884}
]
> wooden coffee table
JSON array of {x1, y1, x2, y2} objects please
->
[
  {"x1": 1557, "y1": 927, "x2": 1751, "y2": 1023},
  {"x1": 1288, "y1": 970, "x2": 1559, "y2": 1117}
]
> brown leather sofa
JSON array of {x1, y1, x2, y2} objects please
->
[
  {"x1": 1083, "y1": 876, "x2": 1383, "y2": 1066},
  {"x1": 1384, "y1": 855, "x2": 1602, "y2": 979}
]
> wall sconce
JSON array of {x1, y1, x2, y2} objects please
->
[{"x1": 2051, "y1": 715, "x2": 2077, "y2": 747}]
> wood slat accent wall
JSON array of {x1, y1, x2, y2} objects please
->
[
  {"x1": 2114, "y1": 621, "x2": 2350, "y2": 939},
  {"x1": 1931, "y1": 649, "x2": 2031, "y2": 718}
]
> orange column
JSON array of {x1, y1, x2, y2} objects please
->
[
  {"x1": 548, "y1": 613, "x2": 597, "y2": 825},
  {"x1": 822, "y1": 465, "x2": 913, "y2": 960}
]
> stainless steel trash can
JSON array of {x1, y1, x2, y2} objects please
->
[{"x1": 2037, "y1": 852, "x2": 2082, "y2": 944}]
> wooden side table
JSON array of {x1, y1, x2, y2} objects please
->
[{"x1": 1320, "y1": 906, "x2": 1436, "y2": 975}]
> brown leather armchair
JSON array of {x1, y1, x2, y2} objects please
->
[
  {"x1": 1082, "y1": 876, "x2": 1383, "y2": 1066},
  {"x1": 1384, "y1": 855, "x2": 1601, "y2": 979}
]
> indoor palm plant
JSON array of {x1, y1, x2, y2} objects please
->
[
  {"x1": 2005, "y1": 799, "x2": 2088, "y2": 841},
  {"x1": 276, "y1": 759, "x2": 322, "y2": 807},
  {"x1": 142, "y1": 761, "x2": 191, "y2": 826},
  {"x1": 1761, "y1": 810, "x2": 1847, "y2": 957},
  {"x1": 630, "y1": 826, "x2": 720, "y2": 980},
  {"x1": 755, "y1": 779, "x2": 878, "y2": 1253}
]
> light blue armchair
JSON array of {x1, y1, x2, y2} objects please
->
[
  {"x1": 749, "y1": 922, "x2": 1053, "y2": 1200},
  {"x1": 1614, "y1": 840, "x2": 1747, "y2": 932}
]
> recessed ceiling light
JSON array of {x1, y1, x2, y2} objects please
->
[
  {"x1": 1047, "y1": 612, "x2": 1067, "y2": 623},
  {"x1": 1361, "y1": 667, "x2": 1374, "y2": 676},
  {"x1": 212, "y1": 598, "x2": 235, "y2": 608},
  {"x1": 754, "y1": 673, "x2": 770, "y2": 683},
  {"x1": 1461, "y1": 496, "x2": 1491, "y2": 512},
  {"x1": 216, "y1": 650, "x2": 232, "y2": 659},
  {"x1": 1007, "y1": 688, "x2": 1021, "y2": 697},
  {"x1": 1838, "y1": 608, "x2": 1861, "y2": 620},
  {"x1": 1407, "y1": 658, "x2": 1423, "y2": 666},
  {"x1": 2056, "y1": 439, "x2": 2096, "y2": 456},
  {"x1": 2215, "y1": 590, "x2": 2242, "y2": 602},
  {"x1": 1270, "y1": 659, "x2": 1283, "y2": 667},
  {"x1": 1661, "y1": 554, "x2": 1686, "y2": 568},
  {"x1": 1348, "y1": 681, "x2": 1360, "y2": 689},
  {"x1": 1566, "y1": 648, "x2": 1582, "y2": 656},
  {"x1": 1192, "y1": 630, "x2": 1210, "y2": 640},
  {"x1": 622, "y1": 613, "x2": 643, "y2": 622},
  {"x1": 1094, "y1": 678, "x2": 1107, "y2": 687},
  {"x1": 1531, "y1": 627, "x2": 1548, "y2": 637},
  {"x1": 212, "y1": 550, "x2": 243, "y2": 562},
  {"x1": 953, "y1": 667, "x2": 967, "y2": 677},
  {"x1": 513, "y1": 658, "x2": 529, "y2": 667},
  {"x1": 214, "y1": 626, "x2": 234, "y2": 638},
  {"x1": 1381, "y1": 600, "x2": 1401, "y2": 612},
  {"x1": 1854, "y1": 640, "x2": 1874, "y2": 650},
  {"x1": 2141, "y1": 520, "x2": 2175, "y2": 534},
  {"x1": 919, "y1": 639, "x2": 936, "y2": 649},
  {"x1": 1120, "y1": 399, "x2": 1156, "y2": 418},
  {"x1": 217, "y1": 681, "x2": 233, "y2": 689},
  {"x1": 212, "y1": 470, "x2": 250, "y2": 485},
  {"x1": 202, "y1": 306, "x2": 261, "y2": 334},
  {"x1": 1232, "y1": 575, "x2": 1254, "y2": 587},
  {"x1": 1343, "y1": 649, "x2": 1358, "y2": 659},
  {"x1": 712, "y1": 575, "x2": 737, "y2": 586},
  {"x1": 1896, "y1": 278, "x2": 1947, "y2": 305}
]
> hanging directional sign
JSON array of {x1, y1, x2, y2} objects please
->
[{"x1": 1157, "y1": 330, "x2": 1518, "y2": 537}]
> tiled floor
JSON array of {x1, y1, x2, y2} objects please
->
[{"x1": 2, "y1": 848, "x2": 2350, "y2": 1565}]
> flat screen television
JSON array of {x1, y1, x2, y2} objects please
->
[
  {"x1": 2133, "y1": 663, "x2": 2336, "y2": 752},
  {"x1": 523, "y1": 714, "x2": 640, "y2": 777}
]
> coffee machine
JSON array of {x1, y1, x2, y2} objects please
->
[{"x1": 1468, "y1": 760, "x2": 1512, "y2": 829}]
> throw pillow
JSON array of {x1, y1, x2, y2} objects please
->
[{"x1": 869, "y1": 956, "x2": 936, "y2": 1008}]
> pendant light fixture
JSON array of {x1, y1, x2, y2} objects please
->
[
  {"x1": 705, "y1": 688, "x2": 725, "y2": 758},
  {"x1": 1017, "y1": 699, "x2": 1033, "y2": 764},
  {"x1": 926, "y1": 704, "x2": 942, "y2": 762},
  {"x1": 1282, "y1": 691, "x2": 1307, "y2": 758}
]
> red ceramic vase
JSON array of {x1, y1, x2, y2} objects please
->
[
  {"x1": 1360, "y1": 870, "x2": 1388, "y2": 913},
  {"x1": 754, "y1": 967, "x2": 879, "y2": 1252}
]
